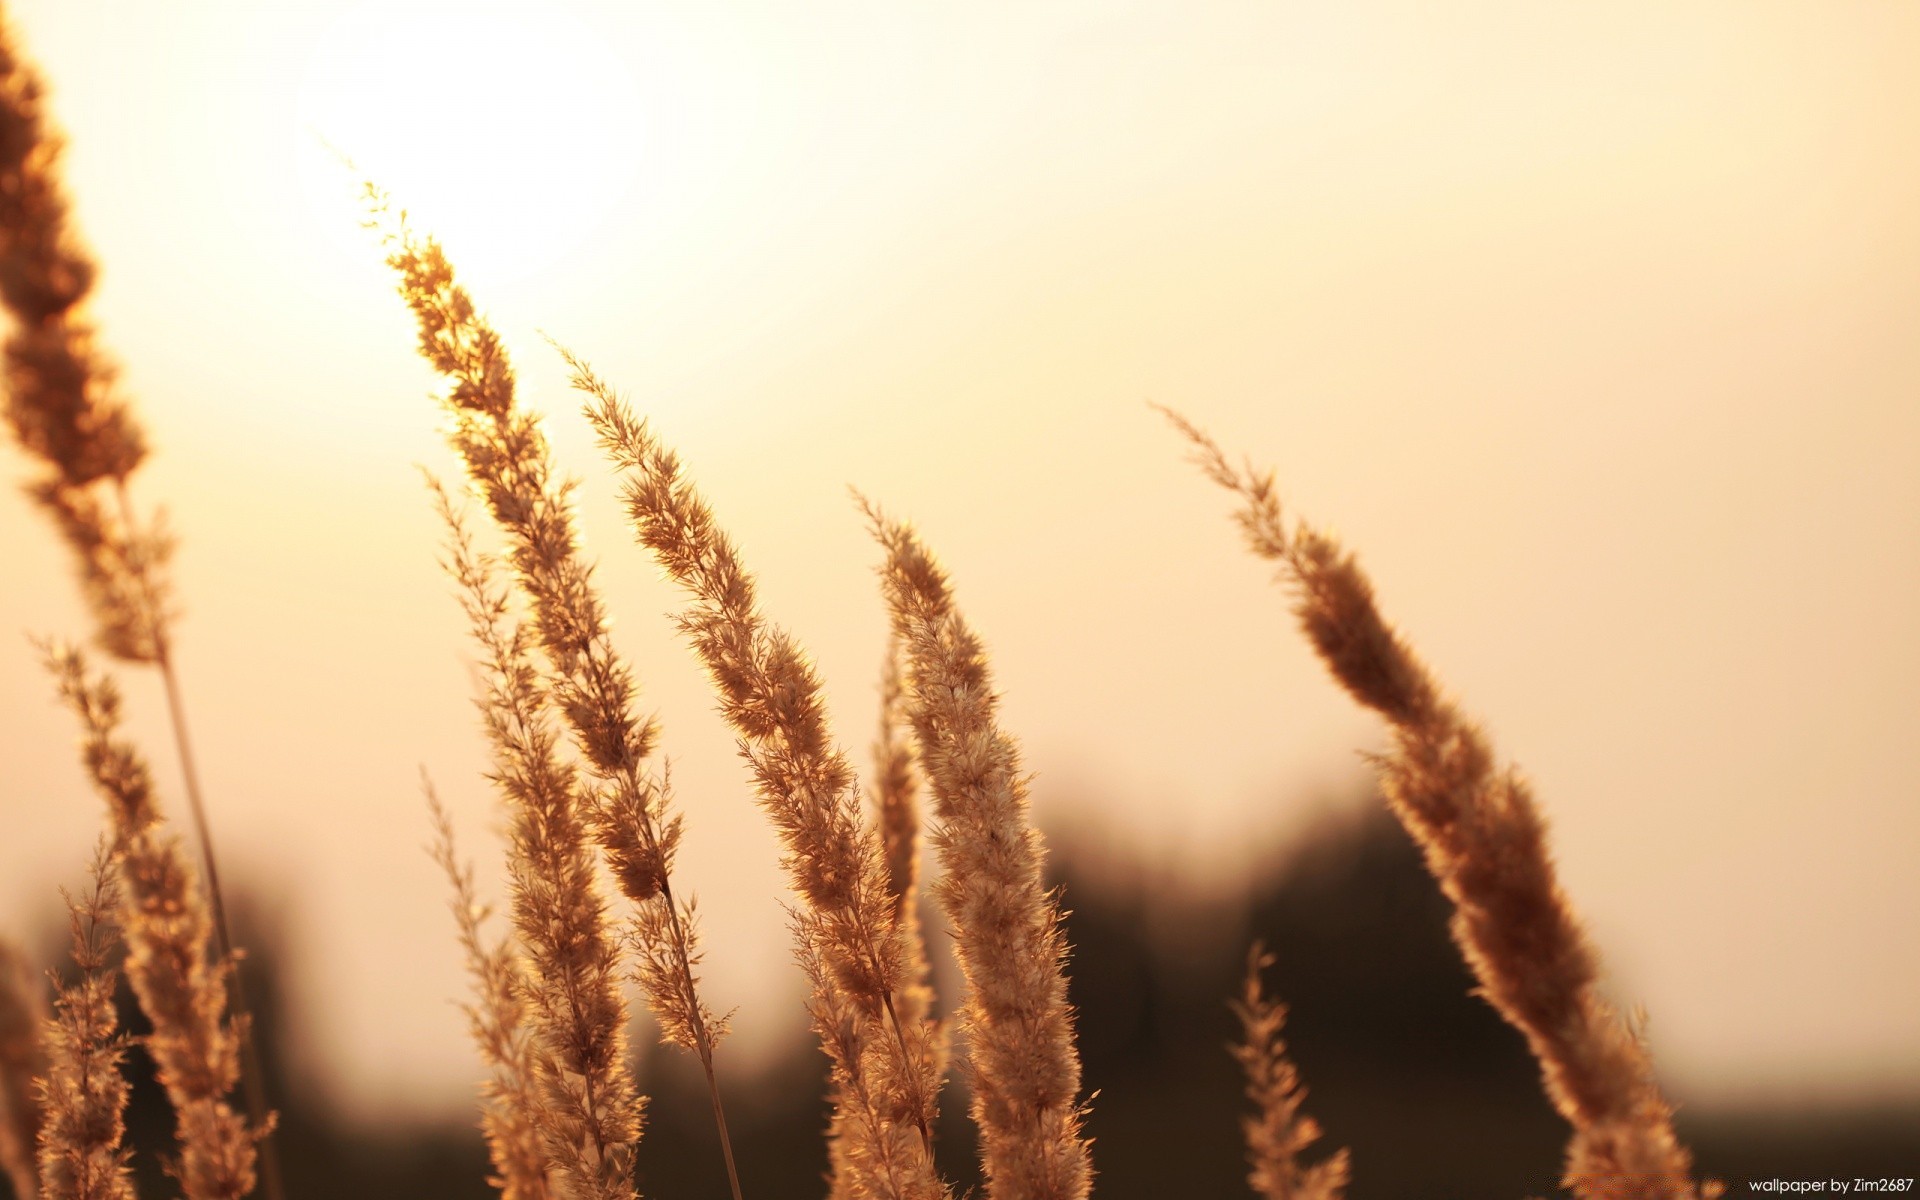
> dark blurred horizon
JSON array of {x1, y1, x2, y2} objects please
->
[{"x1": 6, "y1": 797, "x2": 1913, "y2": 1200}]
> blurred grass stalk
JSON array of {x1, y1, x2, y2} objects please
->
[
  {"x1": 0, "y1": 10, "x2": 279, "y2": 1200},
  {"x1": 1165, "y1": 405, "x2": 1719, "y2": 1200}
]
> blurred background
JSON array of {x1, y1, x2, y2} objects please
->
[{"x1": 1, "y1": 0, "x2": 1915, "y2": 1194}]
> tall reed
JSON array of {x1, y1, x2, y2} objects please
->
[
  {"x1": 372, "y1": 200, "x2": 738, "y2": 1198},
  {"x1": 866, "y1": 502, "x2": 1092, "y2": 1200},
  {"x1": 33, "y1": 842, "x2": 133, "y2": 1200},
  {"x1": 425, "y1": 779, "x2": 557, "y2": 1200},
  {"x1": 0, "y1": 937, "x2": 49, "y2": 1200},
  {"x1": 870, "y1": 638, "x2": 943, "y2": 1075},
  {"x1": 0, "y1": 15, "x2": 274, "y2": 1189},
  {"x1": 434, "y1": 485, "x2": 640, "y2": 1200},
  {"x1": 569, "y1": 353, "x2": 948, "y2": 1200},
  {"x1": 42, "y1": 645, "x2": 261, "y2": 1200},
  {"x1": 830, "y1": 640, "x2": 947, "y2": 1200},
  {"x1": 1230, "y1": 944, "x2": 1348, "y2": 1200},
  {"x1": 1164, "y1": 407, "x2": 1717, "y2": 1200}
]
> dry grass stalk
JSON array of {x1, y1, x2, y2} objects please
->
[
  {"x1": 872, "y1": 641, "x2": 923, "y2": 924},
  {"x1": 830, "y1": 639, "x2": 947, "y2": 1200},
  {"x1": 435, "y1": 485, "x2": 641, "y2": 1200},
  {"x1": 1230, "y1": 944, "x2": 1349, "y2": 1200},
  {"x1": 0, "y1": 10, "x2": 157, "y2": 663},
  {"x1": 865, "y1": 503, "x2": 1092, "y2": 1200},
  {"x1": 0, "y1": 2, "x2": 169, "y2": 672},
  {"x1": 1, "y1": 936, "x2": 51, "y2": 1200},
  {"x1": 1164, "y1": 408, "x2": 1717, "y2": 1200},
  {"x1": 42, "y1": 643, "x2": 262, "y2": 1200},
  {"x1": 33, "y1": 842, "x2": 134, "y2": 1200},
  {"x1": 799, "y1": 932, "x2": 935, "y2": 1200},
  {"x1": 374, "y1": 202, "x2": 739, "y2": 1199},
  {"x1": 0, "y1": 22, "x2": 275, "y2": 1192},
  {"x1": 570, "y1": 355, "x2": 947, "y2": 1200},
  {"x1": 869, "y1": 642, "x2": 948, "y2": 1080},
  {"x1": 425, "y1": 778, "x2": 557, "y2": 1200}
]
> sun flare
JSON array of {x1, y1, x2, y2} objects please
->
[{"x1": 295, "y1": 2, "x2": 642, "y2": 284}]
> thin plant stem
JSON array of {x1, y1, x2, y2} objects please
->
[
  {"x1": 694, "y1": 1041, "x2": 744, "y2": 1200},
  {"x1": 572, "y1": 356, "x2": 948, "y2": 1199},
  {"x1": 664, "y1": 898, "x2": 743, "y2": 1200},
  {"x1": 112, "y1": 482, "x2": 282, "y2": 1200}
]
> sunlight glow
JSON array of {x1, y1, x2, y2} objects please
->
[{"x1": 295, "y1": 2, "x2": 642, "y2": 284}]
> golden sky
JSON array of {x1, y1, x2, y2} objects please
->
[{"x1": 2, "y1": 0, "x2": 1917, "y2": 1122}]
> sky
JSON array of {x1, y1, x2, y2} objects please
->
[{"x1": 1, "y1": 0, "x2": 1917, "y2": 1124}]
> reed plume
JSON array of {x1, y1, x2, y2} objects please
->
[
  {"x1": 0, "y1": 5, "x2": 147, "y2": 568},
  {"x1": 1, "y1": 936, "x2": 49, "y2": 1200},
  {"x1": 867, "y1": 642, "x2": 948, "y2": 1091},
  {"x1": 0, "y1": 18, "x2": 274, "y2": 1190},
  {"x1": 1164, "y1": 407, "x2": 1717, "y2": 1200},
  {"x1": 569, "y1": 353, "x2": 948, "y2": 1200},
  {"x1": 872, "y1": 640, "x2": 926, "y2": 931},
  {"x1": 0, "y1": 1, "x2": 166, "y2": 672},
  {"x1": 1230, "y1": 944, "x2": 1348, "y2": 1200},
  {"x1": 42, "y1": 643, "x2": 261, "y2": 1200},
  {"x1": 33, "y1": 842, "x2": 133, "y2": 1200},
  {"x1": 829, "y1": 639, "x2": 946, "y2": 1200},
  {"x1": 425, "y1": 778, "x2": 557, "y2": 1200},
  {"x1": 865, "y1": 501, "x2": 1092, "y2": 1200},
  {"x1": 372, "y1": 199, "x2": 739, "y2": 1199},
  {"x1": 434, "y1": 484, "x2": 640, "y2": 1200}
]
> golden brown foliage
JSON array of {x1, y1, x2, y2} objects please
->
[
  {"x1": 377, "y1": 194, "x2": 747, "y2": 1193},
  {"x1": 825, "y1": 633, "x2": 952, "y2": 1190},
  {"x1": 869, "y1": 641, "x2": 943, "y2": 1074},
  {"x1": 0, "y1": 4, "x2": 163, "y2": 663},
  {"x1": 373, "y1": 204, "x2": 732, "y2": 1136},
  {"x1": 1166, "y1": 406, "x2": 1718, "y2": 1200},
  {"x1": 0, "y1": 21, "x2": 274, "y2": 1193},
  {"x1": 33, "y1": 843, "x2": 134, "y2": 1200},
  {"x1": 434, "y1": 487, "x2": 641, "y2": 1200},
  {"x1": 872, "y1": 640, "x2": 926, "y2": 933},
  {"x1": 42, "y1": 645, "x2": 261, "y2": 1200},
  {"x1": 1230, "y1": 945, "x2": 1349, "y2": 1200},
  {"x1": 572, "y1": 356, "x2": 947, "y2": 1200},
  {"x1": 830, "y1": 641, "x2": 947, "y2": 1200},
  {"x1": 425, "y1": 780, "x2": 556, "y2": 1200},
  {"x1": 866, "y1": 503, "x2": 1092, "y2": 1200}
]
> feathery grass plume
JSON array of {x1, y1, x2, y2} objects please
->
[
  {"x1": 0, "y1": 6, "x2": 143, "y2": 495},
  {"x1": 569, "y1": 354, "x2": 948, "y2": 1200},
  {"x1": 42, "y1": 642, "x2": 262, "y2": 1200},
  {"x1": 0, "y1": 1, "x2": 169, "y2": 666},
  {"x1": 425, "y1": 777, "x2": 557, "y2": 1200},
  {"x1": 1, "y1": 936, "x2": 50, "y2": 1200},
  {"x1": 868, "y1": 643, "x2": 947, "y2": 1082},
  {"x1": 829, "y1": 639, "x2": 947, "y2": 1200},
  {"x1": 1230, "y1": 944, "x2": 1348, "y2": 1200},
  {"x1": 372, "y1": 200, "x2": 741, "y2": 1200},
  {"x1": 1162, "y1": 407, "x2": 1718, "y2": 1200},
  {"x1": 34, "y1": 841, "x2": 134, "y2": 1200},
  {"x1": 0, "y1": 21, "x2": 274, "y2": 1191},
  {"x1": 872, "y1": 635, "x2": 938, "y2": 1005},
  {"x1": 434, "y1": 484, "x2": 641, "y2": 1200},
  {"x1": 865, "y1": 501, "x2": 1092, "y2": 1200},
  {"x1": 802, "y1": 932, "x2": 934, "y2": 1200}
]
